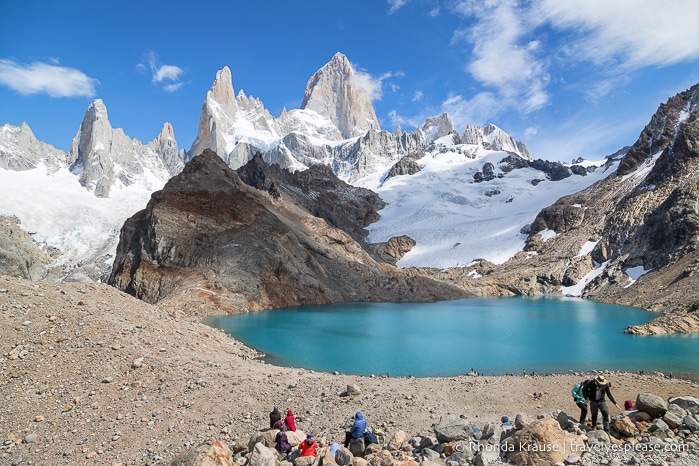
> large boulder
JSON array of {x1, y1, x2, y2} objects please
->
[
  {"x1": 670, "y1": 396, "x2": 699, "y2": 414},
  {"x1": 612, "y1": 416, "x2": 636, "y2": 437},
  {"x1": 248, "y1": 430, "x2": 278, "y2": 451},
  {"x1": 348, "y1": 437, "x2": 366, "y2": 457},
  {"x1": 387, "y1": 430, "x2": 408, "y2": 451},
  {"x1": 287, "y1": 430, "x2": 308, "y2": 447},
  {"x1": 663, "y1": 410, "x2": 685, "y2": 429},
  {"x1": 334, "y1": 447, "x2": 353, "y2": 466},
  {"x1": 635, "y1": 393, "x2": 668, "y2": 418},
  {"x1": 168, "y1": 438, "x2": 234, "y2": 466},
  {"x1": 585, "y1": 430, "x2": 610, "y2": 448},
  {"x1": 684, "y1": 415, "x2": 699, "y2": 432},
  {"x1": 434, "y1": 415, "x2": 472, "y2": 443},
  {"x1": 502, "y1": 418, "x2": 585, "y2": 466},
  {"x1": 249, "y1": 442, "x2": 277, "y2": 466}
]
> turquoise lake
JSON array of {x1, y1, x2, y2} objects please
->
[{"x1": 203, "y1": 297, "x2": 699, "y2": 377}]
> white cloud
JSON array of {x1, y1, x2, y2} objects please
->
[
  {"x1": 452, "y1": 0, "x2": 551, "y2": 114},
  {"x1": 536, "y1": 0, "x2": 699, "y2": 69},
  {"x1": 153, "y1": 64, "x2": 183, "y2": 83},
  {"x1": 350, "y1": 71, "x2": 383, "y2": 101},
  {"x1": 524, "y1": 126, "x2": 538, "y2": 138},
  {"x1": 387, "y1": 109, "x2": 424, "y2": 130},
  {"x1": 163, "y1": 82, "x2": 184, "y2": 92},
  {"x1": 141, "y1": 52, "x2": 184, "y2": 91},
  {"x1": 446, "y1": 0, "x2": 699, "y2": 130},
  {"x1": 350, "y1": 68, "x2": 404, "y2": 102},
  {"x1": 388, "y1": 0, "x2": 408, "y2": 14},
  {"x1": 0, "y1": 59, "x2": 97, "y2": 97},
  {"x1": 412, "y1": 90, "x2": 424, "y2": 102},
  {"x1": 441, "y1": 92, "x2": 507, "y2": 129}
]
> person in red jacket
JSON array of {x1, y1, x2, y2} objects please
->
[
  {"x1": 298, "y1": 434, "x2": 318, "y2": 457},
  {"x1": 285, "y1": 409, "x2": 296, "y2": 432}
]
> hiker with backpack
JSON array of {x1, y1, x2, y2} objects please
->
[
  {"x1": 571, "y1": 380, "x2": 588, "y2": 424},
  {"x1": 583, "y1": 375, "x2": 621, "y2": 432}
]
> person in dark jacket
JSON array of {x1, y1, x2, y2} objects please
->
[
  {"x1": 344, "y1": 411, "x2": 367, "y2": 447},
  {"x1": 284, "y1": 409, "x2": 296, "y2": 432},
  {"x1": 274, "y1": 425, "x2": 292, "y2": 455},
  {"x1": 583, "y1": 375, "x2": 621, "y2": 432},
  {"x1": 270, "y1": 406, "x2": 282, "y2": 429}
]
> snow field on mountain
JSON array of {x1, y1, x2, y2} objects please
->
[
  {"x1": 0, "y1": 165, "x2": 155, "y2": 269},
  {"x1": 367, "y1": 148, "x2": 615, "y2": 269}
]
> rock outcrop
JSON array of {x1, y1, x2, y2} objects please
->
[
  {"x1": 109, "y1": 149, "x2": 469, "y2": 314},
  {"x1": 462, "y1": 123, "x2": 531, "y2": 159},
  {"x1": 0, "y1": 216, "x2": 54, "y2": 280},
  {"x1": 300, "y1": 52, "x2": 380, "y2": 139},
  {"x1": 0, "y1": 122, "x2": 69, "y2": 172},
  {"x1": 69, "y1": 99, "x2": 184, "y2": 197},
  {"x1": 236, "y1": 152, "x2": 385, "y2": 245}
]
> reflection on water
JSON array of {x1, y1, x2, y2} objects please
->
[{"x1": 204, "y1": 297, "x2": 699, "y2": 377}]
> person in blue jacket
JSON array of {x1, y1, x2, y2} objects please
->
[{"x1": 344, "y1": 411, "x2": 367, "y2": 447}]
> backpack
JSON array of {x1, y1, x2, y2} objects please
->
[
  {"x1": 571, "y1": 382, "x2": 584, "y2": 402},
  {"x1": 581, "y1": 379, "x2": 596, "y2": 400},
  {"x1": 372, "y1": 428, "x2": 385, "y2": 444},
  {"x1": 363, "y1": 429, "x2": 378, "y2": 444}
]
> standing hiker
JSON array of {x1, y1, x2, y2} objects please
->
[{"x1": 583, "y1": 375, "x2": 621, "y2": 432}]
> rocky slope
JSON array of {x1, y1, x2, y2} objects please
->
[{"x1": 109, "y1": 150, "x2": 470, "y2": 315}]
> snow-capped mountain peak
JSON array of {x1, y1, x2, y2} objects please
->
[
  {"x1": 300, "y1": 52, "x2": 380, "y2": 139},
  {"x1": 69, "y1": 99, "x2": 183, "y2": 197}
]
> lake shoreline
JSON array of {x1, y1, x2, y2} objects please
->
[{"x1": 3, "y1": 275, "x2": 699, "y2": 465}]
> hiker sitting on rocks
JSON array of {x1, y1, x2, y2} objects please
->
[
  {"x1": 275, "y1": 423, "x2": 292, "y2": 455},
  {"x1": 344, "y1": 411, "x2": 367, "y2": 447},
  {"x1": 285, "y1": 409, "x2": 296, "y2": 432},
  {"x1": 270, "y1": 406, "x2": 282, "y2": 429},
  {"x1": 298, "y1": 434, "x2": 318, "y2": 457},
  {"x1": 583, "y1": 375, "x2": 621, "y2": 432}
]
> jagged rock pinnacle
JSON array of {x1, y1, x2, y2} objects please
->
[{"x1": 301, "y1": 52, "x2": 380, "y2": 139}]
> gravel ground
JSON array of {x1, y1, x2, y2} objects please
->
[{"x1": 2, "y1": 275, "x2": 698, "y2": 465}]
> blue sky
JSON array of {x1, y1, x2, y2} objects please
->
[{"x1": 2, "y1": 0, "x2": 699, "y2": 161}]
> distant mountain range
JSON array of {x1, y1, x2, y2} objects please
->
[{"x1": 2, "y1": 52, "x2": 699, "y2": 334}]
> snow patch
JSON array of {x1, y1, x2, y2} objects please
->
[
  {"x1": 561, "y1": 260, "x2": 610, "y2": 297},
  {"x1": 577, "y1": 240, "x2": 598, "y2": 257},
  {"x1": 539, "y1": 229, "x2": 558, "y2": 241},
  {"x1": 624, "y1": 265, "x2": 651, "y2": 288}
]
